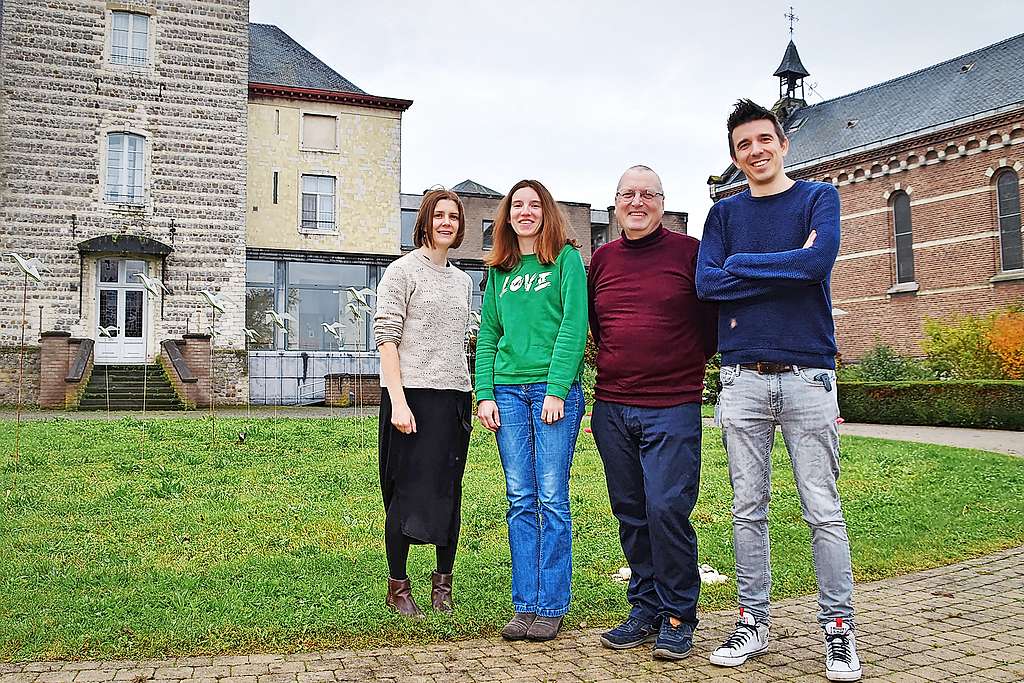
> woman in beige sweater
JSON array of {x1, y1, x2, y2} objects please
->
[{"x1": 373, "y1": 188, "x2": 474, "y2": 618}]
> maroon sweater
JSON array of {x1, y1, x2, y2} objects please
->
[{"x1": 588, "y1": 226, "x2": 718, "y2": 407}]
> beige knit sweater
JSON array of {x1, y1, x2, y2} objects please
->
[{"x1": 373, "y1": 250, "x2": 473, "y2": 392}]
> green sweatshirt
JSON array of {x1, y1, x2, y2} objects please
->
[{"x1": 474, "y1": 244, "x2": 588, "y2": 401}]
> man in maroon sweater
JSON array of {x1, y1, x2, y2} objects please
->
[{"x1": 589, "y1": 165, "x2": 717, "y2": 660}]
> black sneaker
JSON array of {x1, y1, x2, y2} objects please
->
[
  {"x1": 652, "y1": 619, "x2": 694, "y2": 660},
  {"x1": 600, "y1": 616, "x2": 660, "y2": 649}
]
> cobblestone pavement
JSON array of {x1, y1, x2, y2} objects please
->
[{"x1": 2, "y1": 546, "x2": 1021, "y2": 682}]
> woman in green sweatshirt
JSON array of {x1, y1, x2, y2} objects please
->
[{"x1": 475, "y1": 179, "x2": 588, "y2": 642}]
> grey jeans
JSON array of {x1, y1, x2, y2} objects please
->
[{"x1": 717, "y1": 364, "x2": 854, "y2": 627}]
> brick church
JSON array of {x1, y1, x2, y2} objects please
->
[{"x1": 710, "y1": 33, "x2": 1024, "y2": 360}]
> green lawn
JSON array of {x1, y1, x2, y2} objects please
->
[{"x1": 1, "y1": 415, "x2": 1022, "y2": 661}]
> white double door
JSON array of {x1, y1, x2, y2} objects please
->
[{"x1": 95, "y1": 258, "x2": 148, "y2": 364}]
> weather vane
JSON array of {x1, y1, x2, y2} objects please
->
[{"x1": 785, "y1": 6, "x2": 799, "y2": 37}]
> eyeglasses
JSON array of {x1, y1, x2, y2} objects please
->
[{"x1": 615, "y1": 189, "x2": 664, "y2": 203}]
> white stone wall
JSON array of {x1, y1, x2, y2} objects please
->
[{"x1": 0, "y1": 0, "x2": 250, "y2": 366}]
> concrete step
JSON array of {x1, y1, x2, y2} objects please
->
[
  {"x1": 78, "y1": 389, "x2": 179, "y2": 401},
  {"x1": 83, "y1": 382, "x2": 176, "y2": 392},
  {"x1": 78, "y1": 404, "x2": 184, "y2": 411},
  {"x1": 89, "y1": 370, "x2": 167, "y2": 380},
  {"x1": 78, "y1": 395, "x2": 184, "y2": 407},
  {"x1": 81, "y1": 363, "x2": 183, "y2": 410}
]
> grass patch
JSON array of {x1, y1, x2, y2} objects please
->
[{"x1": 1, "y1": 415, "x2": 1022, "y2": 660}]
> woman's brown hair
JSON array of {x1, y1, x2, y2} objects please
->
[
  {"x1": 413, "y1": 188, "x2": 466, "y2": 249},
  {"x1": 485, "y1": 179, "x2": 578, "y2": 271}
]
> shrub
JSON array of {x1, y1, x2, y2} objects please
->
[
  {"x1": 987, "y1": 311, "x2": 1024, "y2": 379},
  {"x1": 838, "y1": 380, "x2": 1024, "y2": 430},
  {"x1": 581, "y1": 363, "x2": 597, "y2": 405},
  {"x1": 920, "y1": 312, "x2": 1002, "y2": 379},
  {"x1": 584, "y1": 330, "x2": 598, "y2": 369},
  {"x1": 840, "y1": 343, "x2": 933, "y2": 382},
  {"x1": 703, "y1": 353, "x2": 722, "y2": 405}
]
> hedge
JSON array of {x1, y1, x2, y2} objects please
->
[{"x1": 838, "y1": 380, "x2": 1024, "y2": 431}]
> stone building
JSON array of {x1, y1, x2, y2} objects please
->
[
  {"x1": 710, "y1": 32, "x2": 1024, "y2": 360},
  {"x1": 244, "y1": 23, "x2": 412, "y2": 404},
  {"x1": 0, "y1": 0, "x2": 250, "y2": 406}
]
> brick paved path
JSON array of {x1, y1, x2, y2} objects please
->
[{"x1": 2, "y1": 546, "x2": 1021, "y2": 683}]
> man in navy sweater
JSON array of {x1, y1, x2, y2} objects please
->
[
  {"x1": 590, "y1": 165, "x2": 717, "y2": 661},
  {"x1": 696, "y1": 100, "x2": 861, "y2": 682}
]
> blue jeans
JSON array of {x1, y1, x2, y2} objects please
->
[
  {"x1": 591, "y1": 400, "x2": 702, "y2": 627},
  {"x1": 494, "y1": 382, "x2": 584, "y2": 617},
  {"x1": 717, "y1": 364, "x2": 855, "y2": 627}
]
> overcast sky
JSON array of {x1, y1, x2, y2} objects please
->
[{"x1": 249, "y1": 0, "x2": 1021, "y2": 237}]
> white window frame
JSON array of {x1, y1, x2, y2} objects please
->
[
  {"x1": 300, "y1": 174, "x2": 336, "y2": 231},
  {"x1": 110, "y1": 10, "x2": 150, "y2": 67},
  {"x1": 104, "y1": 132, "x2": 146, "y2": 205}
]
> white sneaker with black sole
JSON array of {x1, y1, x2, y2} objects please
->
[
  {"x1": 709, "y1": 608, "x2": 769, "y2": 667},
  {"x1": 824, "y1": 617, "x2": 862, "y2": 681}
]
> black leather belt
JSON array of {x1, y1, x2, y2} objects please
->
[{"x1": 740, "y1": 362, "x2": 795, "y2": 374}]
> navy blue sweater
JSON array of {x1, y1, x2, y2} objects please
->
[{"x1": 696, "y1": 180, "x2": 840, "y2": 369}]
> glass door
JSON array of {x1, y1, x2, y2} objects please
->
[{"x1": 94, "y1": 258, "x2": 148, "y2": 364}]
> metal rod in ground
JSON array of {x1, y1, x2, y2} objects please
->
[
  {"x1": 11, "y1": 272, "x2": 28, "y2": 492},
  {"x1": 209, "y1": 307, "x2": 216, "y2": 449},
  {"x1": 140, "y1": 357, "x2": 149, "y2": 458},
  {"x1": 328, "y1": 352, "x2": 334, "y2": 419},
  {"x1": 105, "y1": 364, "x2": 110, "y2": 420},
  {"x1": 245, "y1": 337, "x2": 251, "y2": 422},
  {"x1": 143, "y1": 358, "x2": 148, "y2": 419},
  {"x1": 275, "y1": 351, "x2": 281, "y2": 436}
]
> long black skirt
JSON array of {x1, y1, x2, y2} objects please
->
[{"x1": 378, "y1": 387, "x2": 473, "y2": 546}]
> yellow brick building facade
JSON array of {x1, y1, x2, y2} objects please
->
[{"x1": 247, "y1": 97, "x2": 403, "y2": 255}]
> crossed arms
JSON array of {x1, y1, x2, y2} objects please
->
[{"x1": 695, "y1": 188, "x2": 841, "y2": 302}]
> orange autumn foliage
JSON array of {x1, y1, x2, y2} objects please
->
[{"x1": 986, "y1": 312, "x2": 1024, "y2": 379}]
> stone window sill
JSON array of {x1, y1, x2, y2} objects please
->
[
  {"x1": 297, "y1": 227, "x2": 337, "y2": 236},
  {"x1": 886, "y1": 281, "x2": 919, "y2": 295},
  {"x1": 106, "y1": 203, "x2": 149, "y2": 216},
  {"x1": 990, "y1": 270, "x2": 1024, "y2": 284}
]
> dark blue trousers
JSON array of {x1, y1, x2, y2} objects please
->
[{"x1": 592, "y1": 399, "x2": 702, "y2": 627}]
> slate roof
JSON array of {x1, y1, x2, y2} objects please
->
[
  {"x1": 774, "y1": 40, "x2": 809, "y2": 78},
  {"x1": 452, "y1": 179, "x2": 502, "y2": 196},
  {"x1": 249, "y1": 23, "x2": 365, "y2": 94},
  {"x1": 717, "y1": 32, "x2": 1024, "y2": 187}
]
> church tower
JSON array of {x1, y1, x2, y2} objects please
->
[{"x1": 773, "y1": 8, "x2": 810, "y2": 119}]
